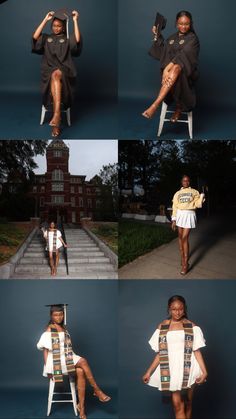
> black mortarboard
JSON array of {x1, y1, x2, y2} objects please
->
[
  {"x1": 154, "y1": 12, "x2": 167, "y2": 31},
  {"x1": 45, "y1": 304, "x2": 68, "y2": 325}
]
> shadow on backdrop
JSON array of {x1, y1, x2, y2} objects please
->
[
  {"x1": 118, "y1": 0, "x2": 236, "y2": 139},
  {"x1": 0, "y1": 281, "x2": 118, "y2": 419},
  {"x1": 119, "y1": 280, "x2": 236, "y2": 419},
  {"x1": 0, "y1": 0, "x2": 117, "y2": 139}
]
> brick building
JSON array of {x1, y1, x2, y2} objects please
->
[{"x1": 31, "y1": 140, "x2": 101, "y2": 224}]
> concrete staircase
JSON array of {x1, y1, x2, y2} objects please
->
[{"x1": 11, "y1": 228, "x2": 117, "y2": 279}]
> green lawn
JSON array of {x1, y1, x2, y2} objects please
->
[
  {"x1": 119, "y1": 219, "x2": 177, "y2": 267},
  {"x1": 0, "y1": 222, "x2": 32, "y2": 264},
  {"x1": 90, "y1": 222, "x2": 118, "y2": 255}
]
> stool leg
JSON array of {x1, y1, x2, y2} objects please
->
[
  {"x1": 188, "y1": 111, "x2": 193, "y2": 139},
  {"x1": 67, "y1": 108, "x2": 71, "y2": 126},
  {"x1": 47, "y1": 379, "x2": 55, "y2": 416},
  {"x1": 157, "y1": 102, "x2": 167, "y2": 137},
  {"x1": 40, "y1": 105, "x2": 46, "y2": 125},
  {"x1": 70, "y1": 379, "x2": 78, "y2": 417}
]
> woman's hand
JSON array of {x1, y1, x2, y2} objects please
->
[
  {"x1": 195, "y1": 372, "x2": 208, "y2": 385},
  {"x1": 171, "y1": 221, "x2": 176, "y2": 231},
  {"x1": 64, "y1": 244, "x2": 68, "y2": 248},
  {"x1": 142, "y1": 372, "x2": 151, "y2": 384},
  {"x1": 152, "y1": 25, "x2": 157, "y2": 35},
  {"x1": 45, "y1": 11, "x2": 55, "y2": 21},
  {"x1": 72, "y1": 10, "x2": 79, "y2": 21},
  {"x1": 47, "y1": 373, "x2": 53, "y2": 379}
]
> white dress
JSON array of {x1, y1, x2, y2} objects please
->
[
  {"x1": 43, "y1": 230, "x2": 63, "y2": 252},
  {"x1": 176, "y1": 209, "x2": 196, "y2": 229},
  {"x1": 37, "y1": 331, "x2": 81, "y2": 377},
  {"x1": 148, "y1": 326, "x2": 206, "y2": 391}
]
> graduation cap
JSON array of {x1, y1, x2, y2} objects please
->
[
  {"x1": 154, "y1": 12, "x2": 167, "y2": 32},
  {"x1": 53, "y1": 9, "x2": 71, "y2": 38},
  {"x1": 45, "y1": 303, "x2": 68, "y2": 325}
]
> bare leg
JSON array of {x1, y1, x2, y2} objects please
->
[
  {"x1": 49, "y1": 69, "x2": 62, "y2": 128},
  {"x1": 185, "y1": 387, "x2": 194, "y2": 419},
  {"x1": 49, "y1": 251, "x2": 55, "y2": 276},
  {"x1": 172, "y1": 391, "x2": 186, "y2": 419},
  {"x1": 171, "y1": 103, "x2": 182, "y2": 123},
  {"x1": 75, "y1": 367, "x2": 86, "y2": 419},
  {"x1": 76, "y1": 358, "x2": 111, "y2": 402},
  {"x1": 55, "y1": 250, "x2": 60, "y2": 276},
  {"x1": 142, "y1": 64, "x2": 182, "y2": 119},
  {"x1": 177, "y1": 227, "x2": 184, "y2": 267},
  {"x1": 181, "y1": 228, "x2": 191, "y2": 275}
]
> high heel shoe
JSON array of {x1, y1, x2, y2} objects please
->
[
  {"x1": 142, "y1": 103, "x2": 158, "y2": 119},
  {"x1": 93, "y1": 389, "x2": 111, "y2": 402},
  {"x1": 77, "y1": 404, "x2": 87, "y2": 419}
]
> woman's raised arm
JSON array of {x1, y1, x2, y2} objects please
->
[
  {"x1": 33, "y1": 11, "x2": 54, "y2": 40},
  {"x1": 72, "y1": 10, "x2": 80, "y2": 43}
]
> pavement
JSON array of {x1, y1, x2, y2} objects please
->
[{"x1": 119, "y1": 211, "x2": 236, "y2": 280}]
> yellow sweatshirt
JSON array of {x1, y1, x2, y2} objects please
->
[{"x1": 172, "y1": 187, "x2": 204, "y2": 220}]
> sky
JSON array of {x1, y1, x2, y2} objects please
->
[{"x1": 34, "y1": 139, "x2": 118, "y2": 181}]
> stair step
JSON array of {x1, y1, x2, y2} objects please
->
[{"x1": 15, "y1": 264, "x2": 115, "y2": 274}]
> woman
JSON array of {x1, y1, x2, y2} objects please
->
[
  {"x1": 142, "y1": 295, "x2": 207, "y2": 419},
  {"x1": 37, "y1": 304, "x2": 111, "y2": 419},
  {"x1": 32, "y1": 10, "x2": 82, "y2": 137},
  {"x1": 43, "y1": 221, "x2": 67, "y2": 276},
  {"x1": 171, "y1": 175, "x2": 205, "y2": 275},
  {"x1": 142, "y1": 11, "x2": 199, "y2": 122}
]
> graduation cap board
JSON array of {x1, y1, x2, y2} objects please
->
[{"x1": 45, "y1": 303, "x2": 68, "y2": 325}]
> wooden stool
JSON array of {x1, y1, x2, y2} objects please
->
[
  {"x1": 47, "y1": 377, "x2": 78, "y2": 416},
  {"x1": 40, "y1": 105, "x2": 71, "y2": 126},
  {"x1": 157, "y1": 102, "x2": 193, "y2": 139}
]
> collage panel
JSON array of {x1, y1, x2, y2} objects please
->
[
  {"x1": 0, "y1": 139, "x2": 118, "y2": 280},
  {"x1": 118, "y1": 0, "x2": 236, "y2": 139},
  {"x1": 119, "y1": 140, "x2": 236, "y2": 280},
  {"x1": 0, "y1": 0, "x2": 117, "y2": 139},
  {"x1": 119, "y1": 280, "x2": 236, "y2": 419},
  {"x1": 0, "y1": 280, "x2": 118, "y2": 419}
]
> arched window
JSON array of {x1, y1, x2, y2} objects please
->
[{"x1": 52, "y1": 169, "x2": 64, "y2": 181}]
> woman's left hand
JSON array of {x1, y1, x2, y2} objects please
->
[
  {"x1": 195, "y1": 372, "x2": 208, "y2": 385},
  {"x1": 72, "y1": 10, "x2": 79, "y2": 20},
  {"x1": 64, "y1": 244, "x2": 68, "y2": 248}
]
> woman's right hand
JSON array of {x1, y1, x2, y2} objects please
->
[
  {"x1": 45, "y1": 11, "x2": 55, "y2": 21},
  {"x1": 171, "y1": 221, "x2": 176, "y2": 231},
  {"x1": 142, "y1": 372, "x2": 150, "y2": 384},
  {"x1": 152, "y1": 25, "x2": 157, "y2": 35}
]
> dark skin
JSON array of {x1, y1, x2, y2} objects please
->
[
  {"x1": 46, "y1": 222, "x2": 67, "y2": 277},
  {"x1": 43, "y1": 311, "x2": 111, "y2": 419},
  {"x1": 33, "y1": 11, "x2": 80, "y2": 137},
  {"x1": 171, "y1": 176, "x2": 204, "y2": 275},
  {"x1": 142, "y1": 15, "x2": 191, "y2": 120},
  {"x1": 142, "y1": 301, "x2": 208, "y2": 419}
]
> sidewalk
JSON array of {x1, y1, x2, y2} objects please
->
[{"x1": 119, "y1": 212, "x2": 236, "y2": 279}]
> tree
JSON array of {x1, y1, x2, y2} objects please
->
[
  {"x1": 91, "y1": 163, "x2": 118, "y2": 221},
  {"x1": 0, "y1": 140, "x2": 48, "y2": 181}
]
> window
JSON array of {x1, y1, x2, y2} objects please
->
[
  {"x1": 70, "y1": 186, "x2": 75, "y2": 193},
  {"x1": 87, "y1": 198, "x2": 92, "y2": 208},
  {"x1": 52, "y1": 183, "x2": 64, "y2": 191},
  {"x1": 33, "y1": 186, "x2": 37, "y2": 193},
  {"x1": 78, "y1": 186, "x2": 83, "y2": 194},
  {"x1": 79, "y1": 197, "x2": 84, "y2": 207},
  {"x1": 80, "y1": 211, "x2": 84, "y2": 218},
  {"x1": 40, "y1": 197, "x2": 45, "y2": 206},
  {"x1": 86, "y1": 188, "x2": 91, "y2": 195},
  {"x1": 95, "y1": 187, "x2": 101, "y2": 194},
  {"x1": 51, "y1": 195, "x2": 64, "y2": 204},
  {"x1": 40, "y1": 186, "x2": 45, "y2": 193},
  {"x1": 71, "y1": 196, "x2": 75, "y2": 207},
  {"x1": 53, "y1": 150, "x2": 62, "y2": 157},
  {"x1": 39, "y1": 177, "x2": 45, "y2": 183},
  {"x1": 52, "y1": 169, "x2": 63, "y2": 181}
]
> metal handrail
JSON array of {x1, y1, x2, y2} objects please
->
[{"x1": 59, "y1": 222, "x2": 69, "y2": 275}]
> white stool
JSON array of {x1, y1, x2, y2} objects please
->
[
  {"x1": 157, "y1": 102, "x2": 193, "y2": 139},
  {"x1": 47, "y1": 377, "x2": 78, "y2": 416},
  {"x1": 40, "y1": 105, "x2": 71, "y2": 126}
]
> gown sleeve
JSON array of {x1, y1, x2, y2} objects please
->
[
  {"x1": 57, "y1": 230, "x2": 62, "y2": 239},
  {"x1": 37, "y1": 332, "x2": 52, "y2": 351},
  {"x1": 171, "y1": 33, "x2": 200, "y2": 77},
  {"x1": 148, "y1": 329, "x2": 160, "y2": 352},
  {"x1": 193, "y1": 189, "x2": 204, "y2": 208},
  {"x1": 32, "y1": 33, "x2": 47, "y2": 55},
  {"x1": 69, "y1": 33, "x2": 83, "y2": 57},
  {"x1": 193, "y1": 326, "x2": 206, "y2": 351}
]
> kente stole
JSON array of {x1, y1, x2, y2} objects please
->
[
  {"x1": 49, "y1": 325, "x2": 75, "y2": 383},
  {"x1": 47, "y1": 230, "x2": 57, "y2": 252},
  {"x1": 159, "y1": 321, "x2": 194, "y2": 391}
]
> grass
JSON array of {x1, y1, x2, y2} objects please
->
[
  {"x1": 0, "y1": 222, "x2": 32, "y2": 264},
  {"x1": 119, "y1": 219, "x2": 177, "y2": 267},
  {"x1": 90, "y1": 222, "x2": 118, "y2": 254}
]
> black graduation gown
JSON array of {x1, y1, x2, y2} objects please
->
[
  {"x1": 32, "y1": 33, "x2": 83, "y2": 109},
  {"x1": 154, "y1": 31, "x2": 200, "y2": 111}
]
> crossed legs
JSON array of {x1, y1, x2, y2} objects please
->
[
  {"x1": 49, "y1": 69, "x2": 62, "y2": 136},
  {"x1": 177, "y1": 227, "x2": 191, "y2": 275},
  {"x1": 142, "y1": 64, "x2": 182, "y2": 119},
  {"x1": 75, "y1": 357, "x2": 111, "y2": 418}
]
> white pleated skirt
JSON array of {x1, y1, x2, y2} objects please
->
[{"x1": 176, "y1": 209, "x2": 196, "y2": 229}]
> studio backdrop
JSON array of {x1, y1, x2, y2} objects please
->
[{"x1": 119, "y1": 280, "x2": 236, "y2": 419}]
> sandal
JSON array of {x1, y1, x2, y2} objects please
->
[
  {"x1": 142, "y1": 103, "x2": 158, "y2": 119},
  {"x1": 170, "y1": 108, "x2": 182, "y2": 123},
  {"x1": 51, "y1": 126, "x2": 61, "y2": 137},
  {"x1": 93, "y1": 389, "x2": 111, "y2": 403},
  {"x1": 77, "y1": 404, "x2": 87, "y2": 419}
]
